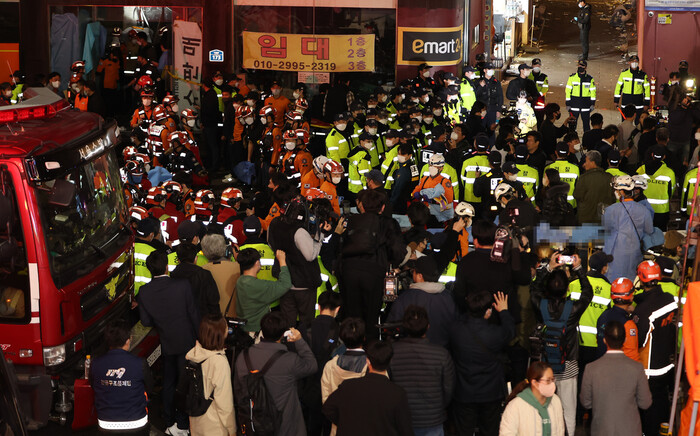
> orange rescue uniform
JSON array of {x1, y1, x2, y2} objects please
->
[
  {"x1": 300, "y1": 171, "x2": 324, "y2": 197},
  {"x1": 320, "y1": 181, "x2": 340, "y2": 216},
  {"x1": 412, "y1": 174, "x2": 454, "y2": 207}
]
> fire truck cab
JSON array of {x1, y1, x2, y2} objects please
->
[{"x1": 0, "y1": 88, "x2": 148, "y2": 429}]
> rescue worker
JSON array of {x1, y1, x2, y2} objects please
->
[
  {"x1": 419, "y1": 127, "x2": 460, "y2": 200},
  {"x1": 167, "y1": 132, "x2": 207, "y2": 181},
  {"x1": 173, "y1": 172, "x2": 197, "y2": 218},
  {"x1": 565, "y1": 60, "x2": 596, "y2": 132},
  {"x1": 130, "y1": 88, "x2": 155, "y2": 130},
  {"x1": 514, "y1": 145, "x2": 539, "y2": 202},
  {"x1": 146, "y1": 105, "x2": 172, "y2": 166},
  {"x1": 259, "y1": 105, "x2": 282, "y2": 176},
  {"x1": 191, "y1": 189, "x2": 216, "y2": 224},
  {"x1": 460, "y1": 134, "x2": 491, "y2": 211},
  {"x1": 161, "y1": 180, "x2": 186, "y2": 237},
  {"x1": 91, "y1": 320, "x2": 151, "y2": 435},
  {"x1": 412, "y1": 153, "x2": 454, "y2": 223},
  {"x1": 614, "y1": 55, "x2": 651, "y2": 121},
  {"x1": 678, "y1": 59, "x2": 697, "y2": 96},
  {"x1": 124, "y1": 159, "x2": 151, "y2": 192},
  {"x1": 460, "y1": 65, "x2": 478, "y2": 112},
  {"x1": 319, "y1": 159, "x2": 345, "y2": 216},
  {"x1": 633, "y1": 260, "x2": 678, "y2": 436},
  {"x1": 301, "y1": 155, "x2": 329, "y2": 197},
  {"x1": 545, "y1": 142, "x2": 580, "y2": 207},
  {"x1": 636, "y1": 145, "x2": 675, "y2": 230},
  {"x1": 347, "y1": 132, "x2": 375, "y2": 197},
  {"x1": 595, "y1": 277, "x2": 640, "y2": 361},
  {"x1": 568, "y1": 251, "x2": 613, "y2": 366},
  {"x1": 217, "y1": 187, "x2": 246, "y2": 245},
  {"x1": 325, "y1": 112, "x2": 352, "y2": 170},
  {"x1": 279, "y1": 129, "x2": 313, "y2": 186},
  {"x1": 529, "y1": 58, "x2": 549, "y2": 122},
  {"x1": 603, "y1": 175, "x2": 653, "y2": 281},
  {"x1": 161, "y1": 93, "x2": 180, "y2": 131},
  {"x1": 473, "y1": 151, "x2": 504, "y2": 222},
  {"x1": 448, "y1": 201, "x2": 475, "y2": 268},
  {"x1": 72, "y1": 79, "x2": 89, "y2": 111},
  {"x1": 145, "y1": 186, "x2": 168, "y2": 220}
]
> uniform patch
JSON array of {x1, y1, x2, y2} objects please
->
[{"x1": 629, "y1": 328, "x2": 636, "y2": 337}]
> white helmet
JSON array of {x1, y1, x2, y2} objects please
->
[
  {"x1": 612, "y1": 175, "x2": 635, "y2": 191},
  {"x1": 494, "y1": 183, "x2": 514, "y2": 202},
  {"x1": 429, "y1": 153, "x2": 446, "y2": 167},
  {"x1": 313, "y1": 155, "x2": 330, "y2": 175},
  {"x1": 632, "y1": 174, "x2": 648, "y2": 190},
  {"x1": 455, "y1": 201, "x2": 475, "y2": 217}
]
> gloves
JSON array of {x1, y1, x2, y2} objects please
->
[
  {"x1": 413, "y1": 192, "x2": 422, "y2": 200},
  {"x1": 422, "y1": 195, "x2": 431, "y2": 202}
]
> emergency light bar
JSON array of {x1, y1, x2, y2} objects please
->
[{"x1": 0, "y1": 88, "x2": 70, "y2": 124}]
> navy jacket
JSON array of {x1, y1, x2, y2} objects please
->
[{"x1": 91, "y1": 349, "x2": 150, "y2": 424}]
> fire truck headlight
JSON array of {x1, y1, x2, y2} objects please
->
[{"x1": 42, "y1": 344, "x2": 66, "y2": 366}]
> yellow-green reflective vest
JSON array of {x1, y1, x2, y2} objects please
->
[
  {"x1": 439, "y1": 262, "x2": 458, "y2": 283},
  {"x1": 134, "y1": 242, "x2": 156, "y2": 295},
  {"x1": 315, "y1": 257, "x2": 339, "y2": 316},
  {"x1": 606, "y1": 168, "x2": 627, "y2": 178},
  {"x1": 516, "y1": 164, "x2": 539, "y2": 202},
  {"x1": 568, "y1": 275, "x2": 611, "y2": 347},
  {"x1": 636, "y1": 163, "x2": 675, "y2": 214},
  {"x1": 460, "y1": 155, "x2": 491, "y2": 203},
  {"x1": 241, "y1": 242, "x2": 278, "y2": 308},
  {"x1": 545, "y1": 160, "x2": 580, "y2": 207}
]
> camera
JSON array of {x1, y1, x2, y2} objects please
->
[
  {"x1": 377, "y1": 322, "x2": 404, "y2": 340},
  {"x1": 225, "y1": 317, "x2": 252, "y2": 350}
]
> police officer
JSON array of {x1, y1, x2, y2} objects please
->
[
  {"x1": 614, "y1": 55, "x2": 651, "y2": 121},
  {"x1": 568, "y1": 251, "x2": 613, "y2": 367},
  {"x1": 325, "y1": 112, "x2": 352, "y2": 170},
  {"x1": 347, "y1": 132, "x2": 374, "y2": 197},
  {"x1": 414, "y1": 62, "x2": 436, "y2": 90},
  {"x1": 529, "y1": 58, "x2": 549, "y2": 123},
  {"x1": 546, "y1": 142, "x2": 580, "y2": 207},
  {"x1": 460, "y1": 66, "x2": 478, "y2": 112},
  {"x1": 565, "y1": 60, "x2": 597, "y2": 132},
  {"x1": 134, "y1": 218, "x2": 165, "y2": 295},
  {"x1": 91, "y1": 320, "x2": 151, "y2": 435},
  {"x1": 678, "y1": 59, "x2": 697, "y2": 96},
  {"x1": 514, "y1": 145, "x2": 540, "y2": 202},
  {"x1": 574, "y1": 0, "x2": 592, "y2": 61},
  {"x1": 473, "y1": 151, "x2": 504, "y2": 222},
  {"x1": 460, "y1": 134, "x2": 492, "y2": 212},
  {"x1": 636, "y1": 145, "x2": 675, "y2": 230},
  {"x1": 605, "y1": 149, "x2": 628, "y2": 178}
]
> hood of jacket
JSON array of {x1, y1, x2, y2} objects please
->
[
  {"x1": 185, "y1": 341, "x2": 225, "y2": 363},
  {"x1": 409, "y1": 281, "x2": 446, "y2": 294}
]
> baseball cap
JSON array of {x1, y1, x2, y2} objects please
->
[
  {"x1": 502, "y1": 161, "x2": 519, "y2": 174},
  {"x1": 518, "y1": 63, "x2": 531, "y2": 71},
  {"x1": 532, "y1": 58, "x2": 542, "y2": 66},
  {"x1": 359, "y1": 131, "x2": 374, "y2": 141},
  {"x1": 589, "y1": 251, "x2": 614, "y2": 271},
  {"x1": 333, "y1": 112, "x2": 349, "y2": 122},
  {"x1": 366, "y1": 169, "x2": 384, "y2": 185},
  {"x1": 651, "y1": 145, "x2": 665, "y2": 160},
  {"x1": 365, "y1": 118, "x2": 378, "y2": 127},
  {"x1": 484, "y1": 62, "x2": 495, "y2": 70},
  {"x1": 178, "y1": 220, "x2": 205, "y2": 242},
  {"x1": 488, "y1": 150, "x2": 502, "y2": 167},
  {"x1": 464, "y1": 65, "x2": 476, "y2": 73},
  {"x1": 556, "y1": 142, "x2": 569, "y2": 157},
  {"x1": 446, "y1": 85, "x2": 460, "y2": 95},
  {"x1": 578, "y1": 60, "x2": 588, "y2": 68},
  {"x1": 608, "y1": 149, "x2": 621, "y2": 164},
  {"x1": 444, "y1": 72, "x2": 457, "y2": 81},
  {"x1": 515, "y1": 145, "x2": 528, "y2": 160},
  {"x1": 655, "y1": 256, "x2": 675, "y2": 276},
  {"x1": 243, "y1": 215, "x2": 262, "y2": 234},
  {"x1": 136, "y1": 218, "x2": 160, "y2": 237},
  {"x1": 629, "y1": 55, "x2": 640, "y2": 62},
  {"x1": 385, "y1": 129, "x2": 402, "y2": 139},
  {"x1": 270, "y1": 80, "x2": 282, "y2": 89},
  {"x1": 418, "y1": 62, "x2": 432, "y2": 70},
  {"x1": 474, "y1": 134, "x2": 490, "y2": 151}
]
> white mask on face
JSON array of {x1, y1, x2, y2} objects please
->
[
  {"x1": 187, "y1": 119, "x2": 196, "y2": 127},
  {"x1": 367, "y1": 104, "x2": 377, "y2": 109},
  {"x1": 244, "y1": 116, "x2": 254, "y2": 125},
  {"x1": 450, "y1": 132, "x2": 459, "y2": 141},
  {"x1": 415, "y1": 115, "x2": 423, "y2": 123},
  {"x1": 423, "y1": 71, "x2": 431, "y2": 78},
  {"x1": 332, "y1": 175, "x2": 342, "y2": 184},
  {"x1": 170, "y1": 103, "x2": 179, "y2": 113},
  {"x1": 537, "y1": 380, "x2": 556, "y2": 398},
  {"x1": 573, "y1": 142, "x2": 581, "y2": 151},
  {"x1": 486, "y1": 69, "x2": 495, "y2": 77},
  {"x1": 285, "y1": 141, "x2": 296, "y2": 150},
  {"x1": 433, "y1": 109, "x2": 443, "y2": 117},
  {"x1": 448, "y1": 95, "x2": 459, "y2": 102},
  {"x1": 260, "y1": 117, "x2": 268, "y2": 125},
  {"x1": 379, "y1": 95, "x2": 388, "y2": 103},
  {"x1": 422, "y1": 96, "x2": 430, "y2": 103},
  {"x1": 246, "y1": 100, "x2": 255, "y2": 107},
  {"x1": 378, "y1": 118, "x2": 388, "y2": 125},
  {"x1": 292, "y1": 91, "x2": 300, "y2": 99},
  {"x1": 533, "y1": 67, "x2": 541, "y2": 74},
  {"x1": 385, "y1": 138, "x2": 395, "y2": 147},
  {"x1": 695, "y1": 132, "x2": 700, "y2": 141},
  {"x1": 214, "y1": 79, "x2": 224, "y2": 86},
  {"x1": 397, "y1": 155, "x2": 408, "y2": 164},
  {"x1": 336, "y1": 123, "x2": 347, "y2": 132},
  {"x1": 361, "y1": 141, "x2": 373, "y2": 150},
  {"x1": 428, "y1": 166, "x2": 439, "y2": 177},
  {"x1": 424, "y1": 117, "x2": 434, "y2": 124},
  {"x1": 368, "y1": 127, "x2": 378, "y2": 135},
  {"x1": 506, "y1": 173, "x2": 518, "y2": 181},
  {"x1": 630, "y1": 62, "x2": 639, "y2": 69},
  {"x1": 51, "y1": 80, "x2": 61, "y2": 88}
]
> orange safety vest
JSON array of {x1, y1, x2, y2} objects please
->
[
  {"x1": 74, "y1": 94, "x2": 88, "y2": 111},
  {"x1": 320, "y1": 180, "x2": 340, "y2": 216},
  {"x1": 412, "y1": 174, "x2": 454, "y2": 207},
  {"x1": 300, "y1": 171, "x2": 323, "y2": 197},
  {"x1": 262, "y1": 202, "x2": 281, "y2": 231}
]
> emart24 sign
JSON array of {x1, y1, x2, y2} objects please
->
[{"x1": 397, "y1": 25, "x2": 463, "y2": 66}]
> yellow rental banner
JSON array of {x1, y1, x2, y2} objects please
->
[{"x1": 242, "y1": 31, "x2": 375, "y2": 73}]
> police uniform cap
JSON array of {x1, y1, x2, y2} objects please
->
[
  {"x1": 463, "y1": 65, "x2": 476, "y2": 73},
  {"x1": 365, "y1": 118, "x2": 378, "y2": 127},
  {"x1": 334, "y1": 112, "x2": 349, "y2": 122},
  {"x1": 359, "y1": 131, "x2": 375, "y2": 141},
  {"x1": 578, "y1": 60, "x2": 588, "y2": 68},
  {"x1": 243, "y1": 216, "x2": 262, "y2": 234},
  {"x1": 488, "y1": 150, "x2": 502, "y2": 167},
  {"x1": 629, "y1": 55, "x2": 639, "y2": 62},
  {"x1": 418, "y1": 62, "x2": 432, "y2": 70},
  {"x1": 136, "y1": 218, "x2": 160, "y2": 237},
  {"x1": 608, "y1": 149, "x2": 621, "y2": 164},
  {"x1": 518, "y1": 63, "x2": 531, "y2": 71},
  {"x1": 655, "y1": 256, "x2": 675, "y2": 276},
  {"x1": 385, "y1": 129, "x2": 402, "y2": 139},
  {"x1": 474, "y1": 134, "x2": 490, "y2": 151},
  {"x1": 366, "y1": 108, "x2": 378, "y2": 117},
  {"x1": 483, "y1": 62, "x2": 496, "y2": 70},
  {"x1": 515, "y1": 145, "x2": 528, "y2": 161},
  {"x1": 446, "y1": 85, "x2": 460, "y2": 95},
  {"x1": 502, "y1": 161, "x2": 519, "y2": 174},
  {"x1": 556, "y1": 142, "x2": 569, "y2": 156},
  {"x1": 532, "y1": 58, "x2": 542, "y2": 66},
  {"x1": 651, "y1": 145, "x2": 665, "y2": 160}
]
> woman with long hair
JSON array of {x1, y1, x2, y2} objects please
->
[
  {"x1": 538, "y1": 168, "x2": 575, "y2": 226},
  {"x1": 499, "y1": 361, "x2": 565, "y2": 436}
]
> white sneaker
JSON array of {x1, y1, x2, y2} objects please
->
[{"x1": 165, "y1": 423, "x2": 189, "y2": 436}]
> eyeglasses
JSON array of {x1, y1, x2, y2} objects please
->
[{"x1": 537, "y1": 378, "x2": 555, "y2": 385}]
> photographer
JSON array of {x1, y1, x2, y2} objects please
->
[
  {"x1": 530, "y1": 251, "x2": 593, "y2": 436},
  {"x1": 495, "y1": 183, "x2": 538, "y2": 243}
]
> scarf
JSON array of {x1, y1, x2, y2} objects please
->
[{"x1": 517, "y1": 387, "x2": 552, "y2": 436}]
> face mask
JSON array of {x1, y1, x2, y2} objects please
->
[
  {"x1": 214, "y1": 79, "x2": 224, "y2": 86},
  {"x1": 361, "y1": 141, "x2": 373, "y2": 150},
  {"x1": 187, "y1": 119, "x2": 196, "y2": 127},
  {"x1": 385, "y1": 138, "x2": 395, "y2": 148},
  {"x1": 421, "y1": 96, "x2": 430, "y2": 103},
  {"x1": 414, "y1": 115, "x2": 423, "y2": 123},
  {"x1": 397, "y1": 155, "x2": 408, "y2": 164},
  {"x1": 378, "y1": 118, "x2": 388, "y2": 125},
  {"x1": 671, "y1": 80, "x2": 679, "y2": 85},
  {"x1": 506, "y1": 173, "x2": 518, "y2": 182},
  {"x1": 630, "y1": 62, "x2": 639, "y2": 69},
  {"x1": 573, "y1": 143, "x2": 581, "y2": 151},
  {"x1": 517, "y1": 98, "x2": 526, "y2": 105},
  {"x1": 332, "y1": 175, "x2": 342, "y2": 184},
  {"x1": 578, "y1": 67, "x2": 586, "y2": 75},
  {"x1": 246, "y1": 100, "x2": 255, "y2": 107},
  {"x1": 695, "y1": 132, "x2": 700, "y2": 141},
  {"x1": 379, "y1": 95, "x2": 388, "y2": 103},
  {"x1": 423, "y1": 71, "x2": 431, "y2": 78},
  {"x1": 486, "y1": 69, "x2": 495, "y2": 76},
  {"x1": 368, "y1": 127, "x2": 377, "y2": 135},
  {"x1": 411, "y1": 97, "x2": 419, "y2": 104},
  {"x1": 261, "y1": 117, "x2": 268, "y2": 125},
  {"x1": 272, "y1": 89, "x2": 281, "y2": 97},
  {"x1": 450, "y1": 132, "x2": 459, "y2": 141},
  {"x1": 537, "y1": 380, "x2": 556, "y2": 398},
  {"x1": 433, "y1": 109, "x2": 443, "y2": 116},
  {"x1": 367, "y1": 104, "x2": 377, "y2": 109},
  {"x1": 428, "y1": 167, "x2": 439, "y2": 177},
  {"x1": 292, "y1": 91, "x2": 300, "y2": 99},
  {"x1": 336, "y1": 123, "x2": 347, "y2": 132},
  {"x1": 244, "y1": 116, "x2": 254, "y2": 125},
  {"x1": 424, "y1": 117, "x2": 434, "y2": 124},
  {"x1": 533, "y1": 67, "x2": 541, "y2": 74},
  {"x1": 285, "y1": 141, "x2": 296, "y2": 150},
  {"x1": 466, "y1": 73, "x2": 475, "y2": 80},
  {"x1": 448, "y1": 96, "x2": 458, "y2": 102},
  {"x1": 170, "y1": 104, "x2": 179, "y2": 113},
  {"x1": 51, "y1": 80, "x2": 61, "y2": 88}
]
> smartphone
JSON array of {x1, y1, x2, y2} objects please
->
[
  {"x1": 343, "y1": 219, "x2": 348, "y2": 228},
  {"x1": 558, "y1": 255, "x2": 574, "y2": 265}
]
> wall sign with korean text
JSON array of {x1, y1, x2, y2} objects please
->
[
  {"x1": 242, "y1": 31, "x2": 375, "y2": 72},
  {"x1": 397, "y1": 26, "x2": 464, "y2": 66}
]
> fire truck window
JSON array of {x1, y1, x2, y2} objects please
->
[{"x1": 0, "y1": 181, "x2": 29, "y2": 324}]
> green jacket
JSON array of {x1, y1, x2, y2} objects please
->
[
  {"x1": 236, "y1": 266, "x2": 292, "y2": 332},
  {"x1": 573, "y1": 167, "x2": 615, "y2": 224}
]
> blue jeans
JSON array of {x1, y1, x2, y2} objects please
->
[{"x1": 414, "y1": 425, "x2": 444, "y2": 436}]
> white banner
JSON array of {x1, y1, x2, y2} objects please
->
[
  {"x1": 172, "y1": 20, "x2": 203, "y2": 112},
  {"x1": 646, "y1": 0, "x2": 700, "y2": 10}
]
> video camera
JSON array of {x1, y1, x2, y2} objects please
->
[
  {"x1": 225, "y1": 317, "x2": 252, "y2": 350},
  {"x1": 377, "y1": 322, "x2": 405, "y2": 340}
]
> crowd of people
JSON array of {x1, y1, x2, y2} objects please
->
[{"x1": 8, "y1": 26, "x2": 700, "y2": 436}]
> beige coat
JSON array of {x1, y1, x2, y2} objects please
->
[
  {"x1": 203, "y1": 260, "x2": 240, "y2": 316},
  {"x1": 320, "y1": 355, "x2": 368, "y2": 436},
  {"x1": 499, "y1": 393, "x2": 566, "y2": 436},
  {"x1": 186, "y1": 342, "x2": 235, "y2": 436}
]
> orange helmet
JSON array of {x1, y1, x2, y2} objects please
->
[
  {"x1": 140, "y1": 88, "x2": 154, "y2": 98},
  {"x1": 610, "y1": 277, "x2": 635, "y2": 302},
  {"x1": 137, "y1": 75, "x2": 154, "y2": 88},
  {"x1": 181, "y1": 108, "x2": 196, "y2": 119},
  {"x1": 168, "y1": 131, "x2": 189, "y2": 147},
  {"x1": 323, "y1": 159, "x2": 344, "y2": 176},
  {"x1": 161, "y1": 93, "x2": 178, "y2": 105},
  {"x1": 146, "y1": 186, "x2": 167, "y2": 206},
  {"x1": 295, "y1": 128, "x2": 309, "y2": 144},
  {"x1": 71, "y1": 60, "x2": 86, "y2": 73},
  {"x1": 637, "y1": 260, "x2": 661, "y2": 283},
  {"x1": 236, "y1": 105, "x2": 254, "y2": 119},
  {"x1": 69, "y1": 73, "x2": 81, "y2": 84},
  {"x1": 123, "y1": 184, "x2": 141, "y2": 209},
  {"x1": 129, "y1": 206, "x2": 149, "y2": 222},
  {"x1": 153, "y1": 105, "x2": 168, "y2": 121},
  {"x1": 259, "y1": 105, "x2": 276, "y2": 118},
  {"x1": 123, "y1": 145, "x2": 138, "y2": 161},
  {"x1": 286, "y1": 110, "x2": 303, "y2": 122},
  {"x1": 194, "y1": 189, "x2": 216, "y2": 210},
  {"x1": 134, "y1": 153, "x2": 151, "y2": 168},
  {"x1": 295, "y1": 97, "x2": 309, "y2": 111},
  {"x1": 124, "y1": 160, "x2": 143, "y2": 176},
  {"x1": 221, "y1": 187, "x2": 243, "y2": 207},
  {"x1": 305, "y1": 188, "x2": 326, "y2": 202},
  {"x1": 282, "y1": 130, "x2": 297, "y2": 141},
  {"x1": 162, "y1": 180, "x2": 182, "y2": 199}
]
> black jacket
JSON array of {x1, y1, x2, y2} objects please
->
[
  {"x1": 476, "y1": 77, "x2": 504, "y2": 110},
  {"x1": 474, "y1": 168, "x2": 504, "y2": 221},
  {"x1": 389, "y1": 337, "x2": 455, "y2": 428},
  {"x1": 200, "y1": 87, "x2": 220, "y2": 127},
  {"x1": 577, "y1": 3, "x2": 592, "y2": 31},
  {"x1": 540, "y1": 183, "x2": 576, "y2": 226},
  {"x1": 540, "y1": 119, "x2": 570, "y2": 158},
  {"x1": 500, "y1": 198, "x2": 539, "y2": 242},
  {"x1": 341, "y1": 212, "x2": 406, "y2": 272},
  {"x1": 530, "y1": 266, "x2": 593, "y2": 363},
  {"x1": 582, "y1": 128, "x2": 603, "y2": 152},
  {"x1": 268, "y1": 218, "x2": 322, "y2": 290},
  {"x1": 633, "y1": 286, "x2": 677, "y2": 377},
  {"x1": 322, "y1": 373, "x2": 414, "y2": 436},
  {"x1": 505, "y1": 77, "x2": 539, "y2": 102},
  {"x1": 449, "y1": 311, "x2": 515, "y2": 402},
  {"x1": 137, "y1": 276, "x2": 199, "y2": 356},
  {"x1": 170, "y1": 262, "x2": 221, "y2": 316}
]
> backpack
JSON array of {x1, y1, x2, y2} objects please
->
[
  {"x1": 237, "y1": 349, "x2": 286, "y2": 435},
  {"x1": 530, "y1": 299, "x2": 573, "y2": 374},
  {"x1": 175, "y1": 358, "x2": 213, "y2": 417},
  {"x1": 342, "y1": 213, "x2": 382, "y2": 257}
]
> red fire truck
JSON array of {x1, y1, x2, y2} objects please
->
[{"x1": 0, "y1": 88, "x2": 156, "y2": 429}]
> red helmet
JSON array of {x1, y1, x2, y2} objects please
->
[
  {"x1": 123, "y1": 145, "x2": 138, "y2": 161},
  {"x1": 181, "y1": 108, "x2": 196, "y2": 119},
  {"x1": 71, "y1": 60, "x2": 86, "y2": 73},
  {"x1": 69, "y1": 73, "x2": 81, "y2": 84},
  {"x1": 286, "y1": 110, "x2": 303, "y2": 122},
  {"x1": 637, "y1": 260, "x2": 661, "y2": 283},
  {"x1": 140, "y1": 88, "x2": 154, "y2": 98},
  {"x1": 124, "y1": 160, "x2": 143, "y2": 176},
  {"x1": 137, "y1": 75, "x2": 154, "y2": 88},
  {"x1": 305, "y1": 188, "x2": 326, "y2": 202},
  {"x1": 134, "y1": 153, "x2": 151, "y2": 167},
  {"x1": 282, "y1": 130, "x2": 297, "y2": 141},
  {"x1": 221, "y1": 187, "x2": 243, "y2": 207},
  {"x1": 295, "y1": 128, "x2": 309, "y2": 144},
  {"x1": 295, "y1": 97, "x2": 309, "y2": 111},
  {"x1": 161, "y1": 93, "x2": 178, "y2": 105},
  {"x1": 259, "y1": 105, "x2": 276, "y2": 118},
  {"x1": 162, "y1": 180, "x2": 182, "y2": 199},
  {"x1": 168, "y1": 131, "x2": 190, "y2": 147},
  {"x1": 146, "y1": 186, "x2": 167, "y2": 206},
  {"x1": 153, "y1": 105, "x2": 168, "y2": 121},
  {"x1": 610, "y1": 277, "x2": 635, "y2": 302},
  {"x1": 323, "y1": 159, "x2": 344, "y2": 175},
  {"x1": 123, "y1": 185, "x2": 142, "y2": 209},
  {"x1": 129, "y1": 206, "x2": 149, "y2": 222},
  {"x1": 236, "y1": 105, "x2": 254, "y2": 119},
  {"x1": 194, "y1": 189, "x2": 215, "y2": 209}
]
